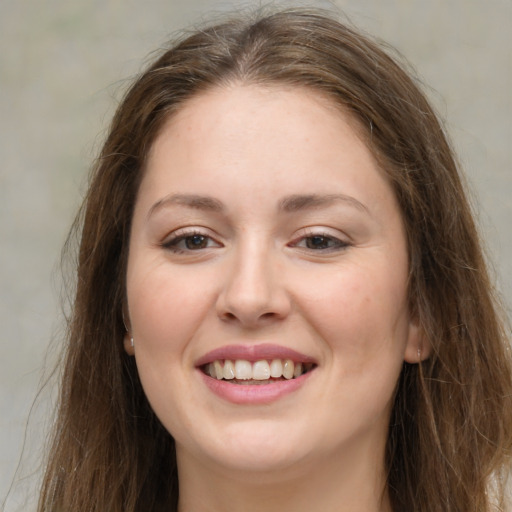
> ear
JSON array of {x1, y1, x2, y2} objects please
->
[
  {"x1": 123, "y1": 332, "x2": 135, "y2": 356},
  {"x1": 403, "y1": 315, "x2": 431, "y2": 363},
  {"x1": 122, "y1": 304, "x2": 135, "y2": 356}
]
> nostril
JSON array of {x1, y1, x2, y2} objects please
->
[
  {"x1": 216, "y1": 284, "x2": 291, "y2": 325},
  {"x1": 219, "y1": 309, "x2": 278, "y2": 323}
]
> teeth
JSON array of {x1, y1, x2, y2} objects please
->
[
  {"x1": 213, "y1": 360, "x2": 223, "y2": 379},
  {"x1": 205, "y1": 358, "x2": 313, "y2": 381},
  {"x1": 283, "y1": 359, "x2": 294, "y2": 380},
  {"x1": 269, "y1": 359, "x2": 283, "y2": 378},
  {"x1": 253, "y1": 360, "x2": 270, "y2": 380},
  {"x1": 223, "y1": 360, "x2": 235, "y2": 380},
  {"x1": 234, "y1": 360, "x2": 252, "y2": 380}
]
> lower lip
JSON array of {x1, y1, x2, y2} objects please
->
[{"x1": 199, "y1": 370, "x2": 314, "y2": 404}]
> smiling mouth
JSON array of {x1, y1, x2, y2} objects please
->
[{"x1": 202, "y1": 359, "x2": 316, "y2": 384}]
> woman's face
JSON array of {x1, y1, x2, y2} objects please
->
[{"x1": 125, "y1": 84, "x2": 422, "y2": 476}]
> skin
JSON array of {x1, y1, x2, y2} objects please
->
[{"x1": 124, "y1": 84, "x2": 427, "y2": 512}]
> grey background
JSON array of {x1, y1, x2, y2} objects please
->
[{"x1": 1, "y1": 0, "x2": 510, "y2": 510}]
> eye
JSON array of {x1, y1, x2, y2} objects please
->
[
  {"x1": 290, "y1": 232, "x2": 350, "y2": 252},
  {"x1": 162, "y1": 231, "x2": 222, "y2": 253}
]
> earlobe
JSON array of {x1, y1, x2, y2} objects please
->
[
  {"x1": 123, "y1": 333, "x2": 135, "y2": 356},
  {"x1": 122, "y1": 305, "x2": 135, "y2": 355},
  {"x1": 403, "y1": 318, "x2": 431, "y2": 363}
]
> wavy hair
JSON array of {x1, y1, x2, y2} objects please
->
[{"x1": 38, "y1": 8, "x2": 512, "y2": 512}]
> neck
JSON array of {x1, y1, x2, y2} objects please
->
[{"x1": 176, "y1": 443, "x2": 391, "y2": 512}]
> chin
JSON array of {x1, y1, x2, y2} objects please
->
[
  {"x1": 189, "y1": 420, "x2": 312, "y2": 475},
  {"x1": 209, "y1": 447, "x2": 308, "y2": 478}
]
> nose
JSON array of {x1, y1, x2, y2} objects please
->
[{"x1": 216, "y1": 243, "x2": 291, "y2": 328}]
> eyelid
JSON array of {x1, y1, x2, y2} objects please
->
[
  {"x1": 288, "y1": 227, "x2": 351, "y2": 252},
  {"x1": 161, "y1": 227, "x2": 223, "y2": 252}
]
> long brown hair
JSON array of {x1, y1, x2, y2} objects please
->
[{"x1": 39, "y1": 8, "x2": 512, "y2": 511}]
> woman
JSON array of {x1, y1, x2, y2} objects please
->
[{"x1": 38, "y1": 8, "x2": 512, "y2": 512}]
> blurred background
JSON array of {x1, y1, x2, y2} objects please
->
[{"x1": 1, "y1": 0, "x2": 510, "y2": 510}]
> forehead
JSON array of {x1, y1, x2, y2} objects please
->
[
  {"x1": 147, "y1": 84, "x2": 374, "y2": 172},
  {"x1": 139, "y1": 84, "x2": 397, "y2": 219},
  {"x1": 155, "y1": 82, "x2": 368, "y2": 146}
]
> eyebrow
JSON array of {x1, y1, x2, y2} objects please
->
[
  {"x1": 278, "y1": 194, "x2": 370, "y2": 215},
  {"x1": 147, "y1": 194, "x2": 225, "y2": 220},
  {"x1": 147, "y1": 192, "x2": 370, "y2": 220}
]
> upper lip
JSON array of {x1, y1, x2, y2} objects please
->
[{"x1": 195, "y1": 343, "x2": 317, "y2": 367}]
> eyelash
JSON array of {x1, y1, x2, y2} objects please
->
[
  {"x1": 289, "y1": 231, "x2": 350, "y2": 253},
  {"x1": 162, "y1": 229, "x2": 350, "y2": 255},
  {"x1": 161, "y1": 230, "x2": 221, "y2": 254}
]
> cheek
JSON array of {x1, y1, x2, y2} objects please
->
[
  {"x1": 296, "y1": 259, "x2": 411, "y2": 364},
  {"x1": 127, "y1": 265, "x2": 214, "y2": 354},
  {"x1": 126, "y1": 266, "x2": 216, "y2": 435}
]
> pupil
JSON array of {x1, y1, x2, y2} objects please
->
[
  {"x1": 308, "y1": 236, "x2": 329, "y2": 249},
  {"x1": 186, "y1": 235, "x2": 206, "y2": 249}
]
